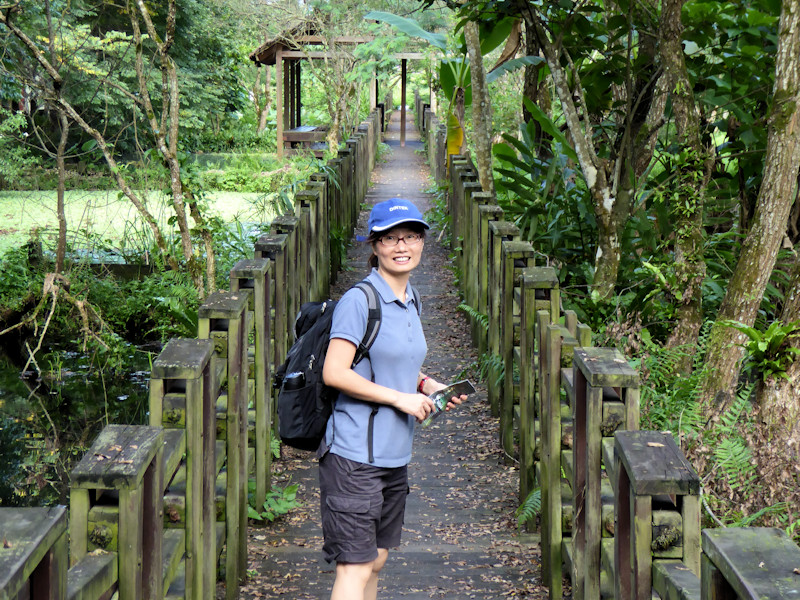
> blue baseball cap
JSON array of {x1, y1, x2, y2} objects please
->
[{"x1": 367, "y1": 198, "x2": 430, "y2": 233}]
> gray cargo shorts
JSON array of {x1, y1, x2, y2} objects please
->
[{"x1": 319, "y1": 452, "x2": 409, "y2": 564}]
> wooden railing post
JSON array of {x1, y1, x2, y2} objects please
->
[
  {"x1": 230, "y1": 259, "x2": 272, "y2": 510},
  {"x1": 337, "y1": 146, "x2": 355, "y2": 226},
  {"x1": 464, "y1": 191, "x2": 494, "y2": 346},
  {"x1": 0, "y1": 506, "x2": 68, "y2": 600},
  {"x1": 198, "y1": 291, "x2": 250, "y2": 599},
  {"x1": 571, "y1": 348, "x2": 639, "y2": 600},
  {"x1": 150, "y1": 338, "x2": 215, "y2": 600},
  {"x1": 70, "y1": 425, "x2": 165, "y2": 600},
  {"x1": 500, "y1": 240, "x2": 535, "y2": 459},
  {"x1": 613, "y1": 430, "x2": 701, "y2": 600},
  {"x1": 448, "y1": 156, "x2": 476, "y2": 256},
  {"x1": 518, "y1": 272, "x2": 538, "y2": 518},
  {"x1": 309, "y1": 173, "x2": 332, "y2": 294},
  {"x1": 294, "y1": 190, "x2": 317, "y2": 304},
  {"x1": 270, "y1": 215, "x2": 300, "y2": 323},
  {"x1": 486, "y1": 221, "x2": 519, "y2": 416},
  {"x1": 538, "y1": 317, "x2": 563, "y2": 599},
  {"x1": 476, "y1": 204, "x2": 504, "y2": 355},
  {"x1": 255, "y1": 234, "x2": 289, "y2": 380}
]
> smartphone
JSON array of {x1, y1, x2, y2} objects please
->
[{"x1": 421, "y1": 380, "x2": 476, "y2": 427}]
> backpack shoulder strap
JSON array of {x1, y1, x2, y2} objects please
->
[
  {"x1": 411, "y1": 285, "x2": 421, "y2": 315},
  {"x1": 352, "y1": 280, "x2": 382, "y2": 365}
]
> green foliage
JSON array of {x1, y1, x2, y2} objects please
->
[
  {"x1": 493, "y1": 114, "x2": 594, "y2": 281},
  {"x1": 722, "y1": 320, "x2": 800, "y2": 381},
  {"x1": 477, "y1": 352, "x2": 504, "y2": 388},
  {"x1": 0, "y1": 108, "x2": 38, "y2": 189},
  {"x1": 708, "y1": 387, "x2": 757, "y2": 492},
  {"x1": 457, "y1": 303, "x2": 488, "y2": 333},
  {"x1": 636, "y1": 328, "x2": 705, "y2": 435},
  {"x1": 247, "y1": 483, "x2": 301, "y2": 522},
  {"x1": 516, "y1": 488, "x2": 541, "y2": 528}
]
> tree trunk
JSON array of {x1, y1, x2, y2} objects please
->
[
  {"x1": 463, "y1": 20, "x2": 495, "y2": 196},
  {"x1": 659, "y1": 0, "x2": 710, "y2": 355},
  {"x1": 521, "y1": 19, "x2": 551, "y2": 158},
  {"x1": 701, "y1": 0, "x2": 800, "y2": 412},
  {"x1": 55, "y1": 110, "x2": 68, "y2": 274},
  {"x1": 255, "y1": 64, "x2": 272, "y2": 134}
]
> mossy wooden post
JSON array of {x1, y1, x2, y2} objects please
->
[
  {"x1": 446, "y1": 154, "x2": 469, "y2": 252},
  {"x1": 337, "y1": 146, "x2": 354, "y2": 226},
  {"x1": 198, "y1": 291, "x2": 250, "y2": 597},
  {"x1": 500, "y1": 240, "x2": 535, "y2": 460},
  {"x1": 70, "y1": 425, "x2": 165, "y2": 600},
  {"x1": 701, "y1": 528, "x2": 800, "y2": 600},
  {"x1": 572, "y1": 348, "x2": 639, "y2": 600},
  {"x1": 449, "y1": 157, "x2": 476, "y2": 257},
  {"x1": 322, "y1": 159, "x2": 343, "y2": 240},
  {"x1": 467, "y1": 192, "x2": 494, "y2": 346},
  {"x1": 230, "y1": 259, "x2": 272, "y2": 509},
  {"x1": 486, "y1": 221, "x2": 520, "y2": 416},
  {"x1": 518, "y1": 271, "x2": 538, "y2": 520},
  {"x1": 613, "y1": 430, "x2": 701, "y2": 600},
  {"x1": 459, "y1": 180, "x2": 482, "y2": 317},
  {"x1": 150, "y1": 338, "x2": 214, "y2": 600},
  {"x1": 537, "y1": 315, "x2": 563, "y2": 600},
  {"x1": 255, "y1": 234, "x2": 289, "y2": 375},
  {"x1": 295, "y1": 190, "x2": 317, "y2": 304},
  {"x1": 0, "y1": 506, "x2": 68, "y2": 600},
  {"x1": 477, "y1": 205, "x2": 504, "y2": 354},
  {"x1": 309, "y1": 174, "x2": 331, "y2": 293},
  {"x1": 270, "y1": 215, "x2": 300, "y2": 327}
]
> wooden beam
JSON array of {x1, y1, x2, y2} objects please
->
[
  {"x1": 294, "y1": 35, "x2": 374, "y2": 44},
  {"x1": 276, "y1": 49, "x2": 283, "y2": 159},
  {"x1": 401, "y1": 58, "x2": 407, "y2": 147},
  {"x1": 295, "y1": 60, "x2": 302, "y2": 127}
]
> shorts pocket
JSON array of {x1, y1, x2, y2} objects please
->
[{"x1": 323, "y1": 494, "x2": 373, "y2": 542}]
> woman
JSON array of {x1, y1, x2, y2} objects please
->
[{"x1": 320, "y1": 197, "x2": 466, "y2": 600}]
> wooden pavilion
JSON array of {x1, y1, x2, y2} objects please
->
[{"x1": 249, "y1": 23, "x2": 424, "y2": 158}]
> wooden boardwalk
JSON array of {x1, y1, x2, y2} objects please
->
[{"x1": 238, "y1": 111, "x2": 548, "y2": 599}]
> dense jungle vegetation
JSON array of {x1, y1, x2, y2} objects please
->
[{"x1": 1, "y1": 0, "x2": 799, "y2": 540}]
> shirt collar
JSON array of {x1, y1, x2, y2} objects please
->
[{"x1": 367, "y1": 268, "x2": 415, "y2": 307}]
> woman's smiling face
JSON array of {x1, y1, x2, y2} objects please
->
[{"x1": 371, "y1": 225, "x2": 425, "y2": 277}]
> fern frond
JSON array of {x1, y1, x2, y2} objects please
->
[
  {"x1": 516, "y1": 488, "x2": 542, "y2": 527},
  {"x1": 457, "y1": 303, "x2": 489, "y2": 333},
  {"x1": 715, "y1": 438, "x2": 755, "y2": 490}
]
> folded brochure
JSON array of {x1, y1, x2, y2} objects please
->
[{"x1": 421, "y1": 380, "x2": 476, "y2": 427}]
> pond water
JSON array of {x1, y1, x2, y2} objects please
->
[{"x1": 0, "y1": 347, "x2": 151, "y2": 507}]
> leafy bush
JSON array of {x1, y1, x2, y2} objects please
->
[
  {"x1": 722, "y1": 320, "x2": 800, "y2": 382},
  {"x1": 247, "y1": 483, "x2": 301, "y2": 522}
]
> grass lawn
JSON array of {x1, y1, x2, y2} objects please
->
[{"x1": 0, "y1": 189, "x2": 274, "y2": 257}]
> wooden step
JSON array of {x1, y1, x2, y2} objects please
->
[
  {"x1": 162, "y1": 529, "x2": 185, "y2": 596},
  {"x1": 652, "y1": 559, "x2": 701, "y2": 600},
  {"x1": 162, "y1": 429, "x2": 187, "y2": 484},
  {"x1": 165, "y1": 523, "x2": 227, "y2": 600},
  {"x1": 67, "y1": 551, "x2": 117, "y2": 600}
]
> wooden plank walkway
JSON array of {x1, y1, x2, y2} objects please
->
[{"x1": 239, "y1": 110, "x2": 548, "y2": 599}]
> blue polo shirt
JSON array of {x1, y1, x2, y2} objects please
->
[{"x1": 325, "y1": 269, "x2": 427, "y2": 467}]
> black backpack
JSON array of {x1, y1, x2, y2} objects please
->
[{"x1": 274, "y1": 281, "x2": 383, "y2": 451}]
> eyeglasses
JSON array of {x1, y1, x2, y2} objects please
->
[{"x1": 378, "y1": 233, "x2": 423, "y2": 247}]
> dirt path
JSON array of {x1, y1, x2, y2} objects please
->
[{"x1": 239, "y1": 111, "x2": 547, "y2": 599}]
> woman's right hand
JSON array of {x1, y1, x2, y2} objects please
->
[{"x1": 394, "y1": 392, "x2": 436, "y2": 423}]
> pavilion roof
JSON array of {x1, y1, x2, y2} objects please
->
[{"x1": 250, "y1": 21, "x2": 375, "y2": 66}]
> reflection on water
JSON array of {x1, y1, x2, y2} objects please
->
[{"x1": 0, "y1": 348, "x2": 151, "y2": 506}]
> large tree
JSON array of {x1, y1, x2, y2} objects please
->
[{"x1": 700, "y1": 0, "x2": 800, "y2": 414}]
